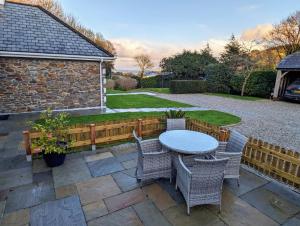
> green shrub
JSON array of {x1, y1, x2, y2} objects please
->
[
  {"x1": 230, "y1": 74, "x2": 244, "y2": 95},
  {"x1": 170, "y1": 80, "x2": 207, "y2": 94},
  {"x1": 245, "y1": 70, "x2": 276, "y2": 98},
  {"x1": 165, "y1": 110, "x2": 186, "y2": 118},
  {"x1": 141, "y1": 76, "x2": 159, "y2": 88}
]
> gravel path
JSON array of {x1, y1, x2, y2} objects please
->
[{"x1": 157, "y1": 93, "x2": 300, "y2": 152}]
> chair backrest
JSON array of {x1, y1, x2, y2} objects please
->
[
  {"x1": 225, "y1": 130, "x2": 248, "y2": 153},
  {"x1": 132, "y1": 130, "x2": 142, "y2": 151},
  {"x1": 166, "y1": 118, "x2": 186, "y2": 131}
]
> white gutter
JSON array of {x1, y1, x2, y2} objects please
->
[
  {"x1": 0, "y1": 51, "x2": 116, "y2": 61},
  {"x1": 99, "y1": 59, "x2": 104, "y2": 108}
]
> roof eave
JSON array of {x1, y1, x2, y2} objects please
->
[{"x1": 0, "y1": 51, "x2": 116, "y2": 61}]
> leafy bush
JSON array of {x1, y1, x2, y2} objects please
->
[
  {"x1": 230, "y1": 74, "x2": 244, "y2": 95},
  {"x1": 245, "y1": 70, "x2": 276, "y2": 97},
  {"x1": 165, "y1": 110, "x2": 185, "y2": 118},
  {"x1": 170, "y1": 80, "x2": 207, "y2": 94},
  {"x1": 141, "y1": 76, "x2": 159, "y2": 88},
  {"x1": 115, "y1": 77, "x2": 138, "y2": 91},
  {"x1": 105, "y1": 79, "x2": 116, "y2": 89}
]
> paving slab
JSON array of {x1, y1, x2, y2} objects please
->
[
  {"x1": 76, "y1": 175, "x2": 121, "y2": 205},
  {"x1": 111, "y1": 143, "x2": 137, "y2": 156},
  {"x1": 0, "y1": 200, "x2": 5, "y2": 220},
  {"x1": 32, "y1": 159, "x2": 51, "y2": 174},
  {"x1": 133, "y1": 200, "x2": 172, "y2": 226},
  {"x1": 115, "y1": 151, "x2": 138, "y2": 162},
  {"x1": 240, "y1": 183, "x2": 300, "y2": 224},
  {"x1": 30, "y1": 195, "x2": 86, "y2": 226},
  {"x1": 0, "y1": 155, "x2": 31, "y2": 172},
  {"x1": 87, "y1": 157, "x2": 124, "y2": 177},
  {"x1": 0, "y1": 167, "x2": 32, "y2": 191},
  {"x1": 88, "y1": 207, "x2": 143, "y2": 226},
  {"x1": 157, "y1": 179, "x2": 185, "y2": 204},
  {"x1": 224, "y1": 168, "x2": 269, "y2": 196},
  {"x1": 5, "y1": 181, "x2": 55, "y2": 213},
  {"x1": 84, "y1": 152, "x2": 113, "y2": 163},
  {"x1": 104, "y1": 188, "x2": 146, "y2": 213},
  {"x1": 208, "y1": 188, "x2": 278, "y2": 226},
  {"x1": 1, "y1": 208, "x2": 30, "y2": 226},
  {"x1": 112, "y1": 171, "x2": 139, "y2": 192},
  {"x1": 122, "y1": 159, "x2": 137, "y2": 169},
  {"x1": 55, "y1": 184, "x2": 78, "y2": 199},
  {"x1": 83, "y1": 200, "x2": 108, "y2": 222},
  {"x1": 123, "y1": 167, "x2": 137, "y2": 178},
  {"x1": 0, "y1": 189, "x2": 9, "y2": 202},
  {"x1": 142, "y1": 183, "x2": 176, "y2": 211},
  {"x1": 282, "y1": 213, "x2": 300, "y2": 226},
  {"x1": 33, "y1": 171, "x2": 53, "y2": 184},
  {"x1": 52, "y1": 158, "x2": 91, "y2": 188},
  {"x1": 163, "y1": 204, "x2": 225, "y2": 226}
]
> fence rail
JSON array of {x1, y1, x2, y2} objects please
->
[{"x1": 23, "y1": 117, "x2": 300, "y2": 189}]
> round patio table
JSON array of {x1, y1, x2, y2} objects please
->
[{"x1": 159, "y1": 130, "x2": 219, "y2": 155}]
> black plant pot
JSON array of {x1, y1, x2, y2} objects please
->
[{"x1": 43, "y1": 141, "x2": 67, "y2": 167}]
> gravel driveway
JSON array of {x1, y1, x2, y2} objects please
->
[{"x1": 157, "y1": 93, "x2": 300, "y2": 152}]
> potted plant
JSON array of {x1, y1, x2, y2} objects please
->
[
  {"x1": 165, "y1": 110, "x2": 186, "y2": 130},
  {"x1": 29, "y1": 109, "x2": 71, "y2": 167}
]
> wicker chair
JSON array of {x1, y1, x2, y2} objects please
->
[
  {"x1": 166, "y1": 119, "x2": 186, "y2": 131},
  {"x1": 215, "y1": 130, "x2": 248, "y2": 186},
  {"x1": 176, "y1": 155, "x2": 228, "y2": 215},
  {"x1": 133, "y1": 130, "x2": 172, "y2": 182}
]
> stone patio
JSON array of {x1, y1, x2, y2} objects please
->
[{"x1": 0, "y1": 142, "x2": 300, "y2": 226}]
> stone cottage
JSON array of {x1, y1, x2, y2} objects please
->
[{"x1": 0, "y1": 1, "x2": 115, "y2": 114}]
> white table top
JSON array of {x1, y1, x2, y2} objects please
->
[{"x1": 159, "y1": 130, "x2": 219, "y2": 155}]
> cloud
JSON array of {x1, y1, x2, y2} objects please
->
[
  {"x1": 241, "y1": 23, "x2": 273, "y2": 41},
  {"x1": 238, "y1": 4, "x2": 262, "y2": 12},
  {"x1": 111, "y1": 38, "x2": 227, "y2": 70}
]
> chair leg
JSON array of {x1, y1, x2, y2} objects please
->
[
  {"x1": 218, "y1": 203, "x2": 222, "y2": 214},
  {"x1": 175, "y1": 180, "x2": 178, "y2": 190},
  {"x1": 237, "y1": 179, "x2": 240, "y2": 187},
  {"x1": 187, "y1": 205, "x2": 190, "y2": 215}
]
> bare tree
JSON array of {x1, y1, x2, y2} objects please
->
[
  {"x1": 265, "y1": 11, "x2": 300, "y2": 58},
  {"x1": 134, "y1": 54, "x2": 154, "y2": 79}
]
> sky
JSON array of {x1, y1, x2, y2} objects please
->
[{"x1": 59, "y1": 0, "x2": 300, "y2": 71}]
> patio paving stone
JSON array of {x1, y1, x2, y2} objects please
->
[
  {"x1": 282, "y1": 213, "x2": 300, "y2": 226},
  {"x1": 87, "y1": 157, "x2": 124, "y2": 177},
  {"x1": 157, "y1": 179, "x2": 185, "y2": 204},
  {"x1": 0, "y1": 167, "x2": 32, "y2": 191},
  {"x1": 1, "y1": 208, "x2": 30, "y2": 226},
  {"x1": 76, "y1": 175, "x2": 121, "y2": 205},
  {"x1": 133, "y1": 200, "x2": 172, "y2": 226},
  {"x1": 163, "y1": 204, "x2": 225, "y2": 226},
  {"x1": 5, "y1": 181, "x2": 55, "y2": 213},
  {"x1": 112, "y1": 171, "x2": 139, "y2": 192},
  {"x1": 240, "y1": 183, "x2": 300, "y2": 224},
  {"x1": 32, "y1": 159, "x2": 51, "y2": 174},
  {"x1": 52, "y1": 158, "x2": 91, "y2": 188},
  {"x1": 111, "y1": 143, "x2": 137, "y2": 156},
  {"x1": 224, "y1": 168, "x2": 269, "y2": 196},
  {"x1": 55, "y1": 184, "x2": 78, "y2": 199},
  {"x1": 115, "y1": 151, "x2": 138, "y2": 162},
  {"x1": 123, "y1": 167, "x2": 137, "y2": 177},
  {"x1": 82, "y1": 200, "x2": 108, "y2": 222},
  {"x1": 0, "y1": 189, "x2": 9, "y2": 202},
  {"x1": 88, "y1": 207, "x2": 143, "y2": 226},
  {"x1": 142, "y1": 183, "x2": 176, "y2": 211},
  {"x1": 0, "y1": 200, "x2": 5, "y2": 220},
  {"x1": 0, "y1": 155, "x2": 31, "y2": 172},
  {"x1": 30, "y1": 195, "x2": 86, "y2": 226},
  {"x1": 104, "y1": 188, "x2": 146, "y2": 213},
  {"x1": 208, "y1": 188, "x2": 278, "y2": 226},
  {"x1": 33, "y1": 171, "x2": 53, "y2": 184},
  {"x1": 84, "y1": 152, "x2": 113, "y2": 163},
  {"x1": 122, "y1": 159, "x2": 137, "y2": 169}
]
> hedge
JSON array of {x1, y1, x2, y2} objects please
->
[
  {"x1": 140, "y1": 76, "x2": 158, "y2": 88},
  {"x1": 170, "y1": 80, "x2": 207, "y2": 94}
]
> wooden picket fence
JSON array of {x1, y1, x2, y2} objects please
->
[{"x1": 23, "y1": 117, "x2": 300, "y2": 189}]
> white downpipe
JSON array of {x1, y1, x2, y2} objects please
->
[{"x1": 99, "y1": 59, "x2": 104, "y2": 108}]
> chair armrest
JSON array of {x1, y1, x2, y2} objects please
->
[
  {"x1": 215, "y1": 151, "x2": 242, "y2": 158},
  {"x1": 215, "y1": 142, "x2": 228, "y2": 153},
  {"x1": 143, "y1": 150, "x2": 169, "y2": 156},
  {"x1": 140, "y1": 139, "x2": 162, "y2": 153}
]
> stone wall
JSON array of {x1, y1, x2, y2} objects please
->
[{"x1": 0, "y1": 58, "x2": 102, "y2": 113}]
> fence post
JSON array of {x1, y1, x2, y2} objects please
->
[
  {"x1": 23, "y1": 131, "x2": 32, "y2": 162},
  {"x1": 137, "y1": 119, "x2": 142, "y2": 137},
  {"x1": 219, "y1": 129, "x2": 228, "y2": 142},
  {"x1": 90, "y1": 124, "x2": 96, "y2": 151}
]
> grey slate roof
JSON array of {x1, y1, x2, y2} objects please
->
[
  {"x1": 0, "y1": 2, "x2": 113, "y2": 58},
  {"x1": 277, "y1": 51, "x2": 300, "y2": 70}
]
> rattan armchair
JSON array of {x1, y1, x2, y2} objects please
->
[
  {"x1": 215, "y1": 130, "x2": 248, "y2": 186},
  {"x1": 176, "y1": 155, "x2": 228, "y2": 215},
  {"x1": 133, "y1": 130, "x2": 172, "y2": 182}
]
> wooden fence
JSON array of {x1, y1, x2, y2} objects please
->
[{"x1": 23, "y1": 117, "x2": 300, "y2": 189}]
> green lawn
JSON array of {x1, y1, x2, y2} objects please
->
[
  {"x1": 204, "y1": 93, "x2": 263, "y2": 101},
  {"x1": 107, "y1": 88, "x2": 170, "y2": 94},
  {"x1": 69, "y1": 110, "x2": 240, "y2": 126},
  {"x1": 107, "y1": 94, "x2": 192, "y2": 109}
]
